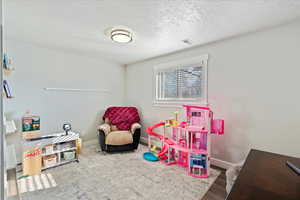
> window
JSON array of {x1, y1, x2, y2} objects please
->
[{"x1": 154, "y1": 55, "x2": 208, "y2": 104}]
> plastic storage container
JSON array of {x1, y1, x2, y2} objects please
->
[
  {"x1": 44, "y1": 144, "x2": 54, "y2": 155},
  {"x1": 43, "y1": 154, "x2": 57, "y2": 168},
  {"x1": 63, "y1": 151, "x2": 75, "y2": 160}
]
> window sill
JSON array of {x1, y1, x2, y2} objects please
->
[{"x1": 152, "y1": 101, "x2": 208, "y2": 108}]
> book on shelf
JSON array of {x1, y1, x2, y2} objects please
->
[
  {"x1": 3, "y1": 80, "x2": 13, "y2": 98},
  {"x1": 3, "y1": 53, "x2": 13, "y2": 70}
]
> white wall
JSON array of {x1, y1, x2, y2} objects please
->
[
  {"x1": 125, "y1": 20, "x2": 300, "y2": 164},
  {"x1": 4, "y1": 40, "x2": 125, "y2": 161}
]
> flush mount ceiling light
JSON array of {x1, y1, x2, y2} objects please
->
[
  {"x1": 104, "y1": 26, "x2": 135, "y2": 44},
  {"x1": 110, "y1": 28, "x2": 132, "y2": 43}
]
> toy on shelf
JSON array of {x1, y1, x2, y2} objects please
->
[{"x1": 145, "y1": 105, "x2": 224, "y2": 178}]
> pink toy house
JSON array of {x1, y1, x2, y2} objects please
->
[{"x1": 146, "y1": 105, "x2": 224, "y2": 178}]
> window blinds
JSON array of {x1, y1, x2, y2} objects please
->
[{"x1": 156, "y1": 65, "x2": 203, "y2": 100}]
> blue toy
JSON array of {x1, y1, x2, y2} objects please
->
[{"x1": 143, "y1": 152, "x2": 159, "y2": 162}]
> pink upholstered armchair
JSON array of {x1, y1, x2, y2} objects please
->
[{"x1": 97, "y1": 107, "x2": 141, "y2": 152}]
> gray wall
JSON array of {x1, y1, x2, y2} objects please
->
[
  {"x1": 125, "y1": 20, "x2": 300, "y2": 164},
  {"x1": 4, "y1": 40, "x2": 125, "y2": 162}
]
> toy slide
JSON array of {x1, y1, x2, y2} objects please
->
[
  {"x1": 157, "y1": 144, "x2": 168, "y2": 157},
  {"x1": 146, "y1": 122, "x2": 175, "y2": 161},
  {"x1": 143, "y1": 123, "x2": 166, "y2": 162},
  {"x1": 146, "y1": 122, "x2": 165, "y2": 140}
]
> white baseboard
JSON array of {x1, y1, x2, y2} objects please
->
[
  {"x1": 83, "y1": 138, "x2": 98, "y2": 146},
  {"x1": 210, "y1": 158, "x2": 234, "y2": 170},
  {"x1": 140, "y1": 137, "x2": 148, "y2": 145},
  {"x1": 140, "y1": 136, "x2": 234, "y2": 169}
]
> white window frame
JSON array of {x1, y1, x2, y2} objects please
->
[{"x1": 153, "y1": 54, "x2": 209, "y2": 107}]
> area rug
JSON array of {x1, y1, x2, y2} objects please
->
[
  {"x1": 21, "y1": 144, "x2": 220, "y2": 200},
  {"x1": 17, "y1": 173, "x2": 57, "y2": 194}
]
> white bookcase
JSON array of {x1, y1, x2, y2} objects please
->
[{"x1": 23, "y1": 132, "x2": 80, "y2": 170}]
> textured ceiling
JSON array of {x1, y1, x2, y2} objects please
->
[{"x1": 4, "y1": 0, "x2": 300, "y2": 64}]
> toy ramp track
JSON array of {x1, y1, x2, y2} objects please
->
[
  {"x1": 146, "y1": 122, "x2": 165, "y2": 140},
  {"x1": 157, "y1": 144, "x2": 168, "y2": 157},
  {"x1": 146, "y1": 122, "x2": 174, "y2": 159}
]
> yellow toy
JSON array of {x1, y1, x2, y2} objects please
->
[
  {"x1": 164, "y1": 111, "x2": 180, "y2": 127},
  {"x1": 171, "y1": 111, "x2": 179, "y2": 126},
  {"x1": 150, "y1": 145, "x2": 157, "y2": 152}
]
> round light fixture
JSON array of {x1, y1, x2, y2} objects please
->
[{"x1": 110, "y1": 29, "x2": 132, "y2": 43}]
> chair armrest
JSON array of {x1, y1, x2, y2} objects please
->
[
  {"x1": 97, "y1": 123, "x2": 111, "y2": 136},
  {"x1": 131, "y1": 123, "x2": 141, "y2": 134}
]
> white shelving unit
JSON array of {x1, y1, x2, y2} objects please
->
[
  {"x1": 3, "y1": 43, "x2": 18, "y2": 200},
  {"x1": 2, "y1": 123, "x2": 20, "y2": 200},
  {"x1": 23, "y1": 132, "x2": 80, "y2": 171},
  {"x1": 42, "y1": 147, "x2": 77, "y2": 157},
  {"x1": 5, "y1": 144, "x2": 19, "y2": 200},
  {"x1": 5, "y1": 145, "x2": 16, "y2": 172},
  {"x1": 3, "y1": 55, "x2": 14, "y2": 99}
]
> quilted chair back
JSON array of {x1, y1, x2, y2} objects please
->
[{"x1": 103, "y1": 107, "x2": 140, "y2": 130}]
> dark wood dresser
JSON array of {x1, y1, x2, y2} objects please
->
[{"x1": 226, "y1": 149, "x2": 300, "y2": 200}]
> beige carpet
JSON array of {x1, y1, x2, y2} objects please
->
[{"x1": 21, "y1": 144, "x2": 220, "y2": 200}]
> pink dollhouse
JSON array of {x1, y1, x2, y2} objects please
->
[{"x1": 146, "y1": 105, "x2": 224, "y2": 178}]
